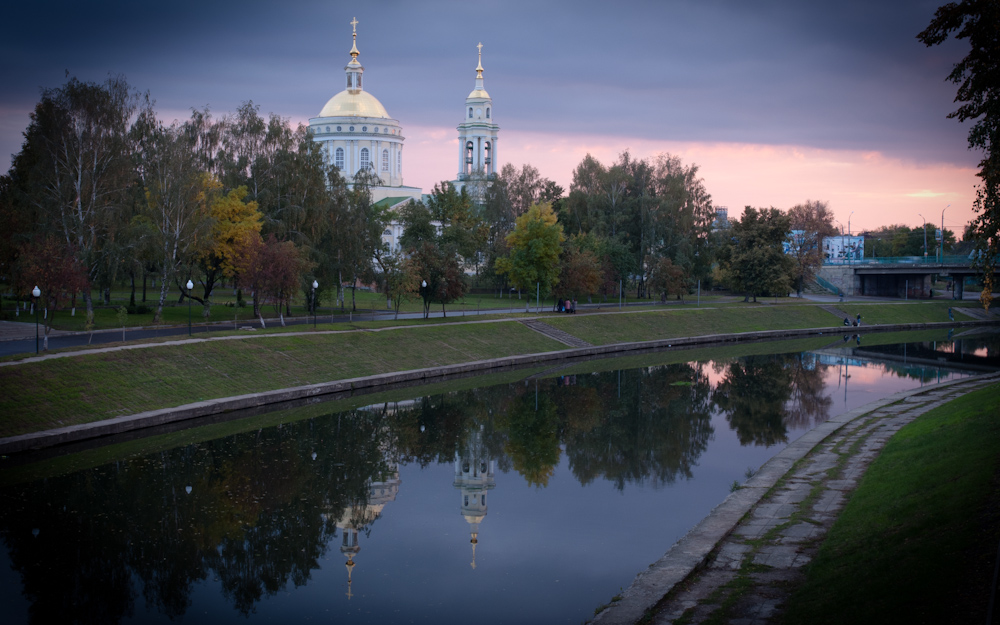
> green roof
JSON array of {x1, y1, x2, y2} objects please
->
[{"x1": 372, "y1": 197, "x2": 414, "y2": 208}]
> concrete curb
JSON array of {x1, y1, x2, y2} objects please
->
[
  {"x1": 1, "y1": 320, "x2": 995, "y2": 455},
  {"x1": 591, "y1": 371, "x2": 1000, "y2": 624}
]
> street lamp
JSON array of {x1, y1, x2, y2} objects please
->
[
  {"x1": 312, "y1": 280, "x2": 318, "y2": 329},
  {"x1": 186, "y1": 279, "x2": 194, "y2": 336},
  {"x1": 940, "y1": 204, "x2": 950, "y2": 262},
  {"x1": 918, "y1": 213, "x2": 927, "y2": 258},
  {"x1": 847, "y1": 211, "x2": 854, "y2": 264},
  {"x1": 421, "y1": 280, "x2": 428, "y2": 319},
  {"x1": 32, "y1": 285, "x2": 40, "y2": 354}
]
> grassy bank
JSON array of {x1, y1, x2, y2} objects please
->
[
  {"x1": 781, "y1": 382, "x2": 1000, "y2": 624},
  {"x1": 0, "y1": 300, "x2": 986, "y2": 440}
]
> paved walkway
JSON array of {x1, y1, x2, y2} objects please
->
[
  {"x1": 519, "y1": 319, "x2": 593, "y2": 347},
  {"x1": 593, "y1": 372, "x2": 1000, "y2": 624}
]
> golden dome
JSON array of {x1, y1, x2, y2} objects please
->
[{"x1": 319, "y1": 89, "x2": 390, "y2": 119}]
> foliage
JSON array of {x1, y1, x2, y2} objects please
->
[
  {"x1": 648, "y1": 256, "x2": 688, "y2": 302},
  {"x1": 722, "y1": 207, "x2": 794, "y2": 302},
  {"x1": 556, "y1": 246, "x2": 602, "y2": 300},
  {"x1": 14, "y1": 235, "x2": 90, "y2": 350},
  {"x1": 232, "y1": 233, "x2": 311, "y2": 326},
  {"x1": 919, "y1": 2, "x2": 1000, "y2": 309},
  {"x1": 786, "y1": 200, "x2": 838, "y2": 293},
  {"x1": 496, "y1": 203, "x2": 565, "y2": 301}
]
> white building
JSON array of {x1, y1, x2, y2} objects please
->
[
  {"x1": 310, "y1": 19, "x2": 500, "y2": 256},
  {"x1": 454, "y1": 43, "x2": 500, "y2": 191},
  {"x1": 823, "y1": 234, "x2": 865, "y2": 263},
  {"x1": 309, "y1": 18, "x2": 422, "y2": 204}
]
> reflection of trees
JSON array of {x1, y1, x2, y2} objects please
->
[
  {"x1": 561, "y1": 363, "x2": 714, "y2": 490},
  {"x1": 712, "y1": 355, "x2": 793, "y2": 446},
  {"x1": 501, "y1": 385, "x2": 562, "y2": 487},
  {"x1": 0, "y1": 410, "x2": 390, "y2": 623},
  {"x1": 783, "y1": 353, "x2": 833, "y2": 429}
]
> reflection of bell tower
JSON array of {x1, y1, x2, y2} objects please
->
[
  {"x1": 327, "y1": 459, "x2": 401, "y2": 598},
  {"x1": 453, "y1": 426, "x2": 496, "y2": 569}
]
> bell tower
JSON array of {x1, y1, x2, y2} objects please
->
[{"x1": 456, "y1": 43, "x2": 500, "y2": 183}]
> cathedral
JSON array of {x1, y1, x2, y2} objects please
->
[{"x1": 309, "y1": 18, "x2": 499, "y2": 215}]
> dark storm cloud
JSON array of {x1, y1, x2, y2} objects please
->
[{"x1": 0, "y1": 0, "x2": 978, "y2": 172}]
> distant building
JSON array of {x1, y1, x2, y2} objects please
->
[
  {"x1": 823, "y1": 234, "x2": 864, "y2": 262},
  {"x1": 713, "y1": 206, "x2": 729, "y2": 229}
]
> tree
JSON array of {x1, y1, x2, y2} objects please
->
[
  {"x1": 648, "y1": 256, "x2": 688, "y2": 302},
  {"x1": 556, "y1": 247, "x2": 601, "y2": 301},
  {"x1": 136, "y1": 119, "x2": 217, "y2": 323},
  {"x1": 496, "y1": 203, "x2": 565, "y2": 308},
  {"x1": 15, "y1": 236, "x2": 89, "y2": 350},
  {"x1": 232, "y1": 233, "x2": 309, "y2": 327},
  {"x1": 785, "y1": 200, "x2": 837, "y2": 295},
  {"x1": 723, "y1": 207, "x2": 794, "y2": 302},
  {"x1": 15, "y1": 76, "x2": 142, "y2": 322},
  {"x1": 194, "y1": 186, "x2": 262, "y2": 318},
  {"x1": 919, "y1": 2, "x2": 1000, "y2": 309}
]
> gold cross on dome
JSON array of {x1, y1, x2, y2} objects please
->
[
  {"x1": 351, "y1": 17, "x2": 358, "y2": 33},
  {"x1": 477, "y1": 42, "x2": 483, "y2": 55}
]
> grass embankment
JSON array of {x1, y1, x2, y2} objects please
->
[
  {"x1": 0, "y1": 300, "x2": 980, "y2": 440},
  {"x1": 781, "y1": 382, "x2": 1000, "y2": 624},
  {"x1": 0, "y1": 322, "x2": 565, "y2": 437},
  {"x1": 546, "y1": 301, "x2": 965, "y2": 346}
]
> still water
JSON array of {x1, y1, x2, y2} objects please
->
[{"x1": 1, "y1": 330, "x2": 997, "y2": 625}]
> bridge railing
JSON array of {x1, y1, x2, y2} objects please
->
[{"x1": 824, "y1": 255, "x2": 970, "y2": 266}]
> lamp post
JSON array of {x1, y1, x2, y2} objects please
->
[
  {"x1": 847, "y1": 211, "x2": 854, "y2": 264},
  {"x1": 32, "y1": 285, "x2": 40, "y2": 354},
  {"x1": 421, "y1": 280, "x2": 428, "y2": 319},
  {"x1": 312, "y1": 280, "x2": 318, "y2": 329},
  {"x1": 940, "y1": 204, "x2": 949, "y2": 262},
  {"x1": 186, "y1": 279, "x2": 194, "y2": 336},
  {"x1": 918, "y1": 213, "x2": 927, "y2": 258}
]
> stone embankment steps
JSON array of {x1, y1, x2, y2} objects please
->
[
  {"x1": 518, "y1": 319, "x2": 593, "y2": 348},
  {"x1": 592, "y1": 373, "x2": 1000, "y2": 625}
]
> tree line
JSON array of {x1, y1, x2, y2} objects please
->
[{"x1": 2, "y1": 74, "x2": 968, "y2": 343}]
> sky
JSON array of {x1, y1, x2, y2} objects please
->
[{"x1": 0, "y1": 0, "x2": 982, "y2": 236}]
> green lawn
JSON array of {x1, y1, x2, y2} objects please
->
[
  {"x1": 781, "y1": 382, "x2": 1000, "y2": 624},
  {"x1": 544, "y1": 304, "x2": 841, "y2": 345},
  {"x1": 0, "y1": 322, "x2": 566, "y2": 437}
]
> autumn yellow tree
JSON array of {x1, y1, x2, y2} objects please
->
[
  {"x1": 195, "y1": 186, "x2": 262, "y2": 316},
  {"x1": 496, "y1": 203, "x2": 565, "y2": 310}
]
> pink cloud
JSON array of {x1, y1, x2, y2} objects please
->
[{"x1": 403, "y1": 126, "x2": 980, "y2": 237}]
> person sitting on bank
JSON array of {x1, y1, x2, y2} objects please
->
[{"x1": 844, "y1": 317, "x2": 851, "y2": 326}]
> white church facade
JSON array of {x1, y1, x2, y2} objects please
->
[{"x1": 309, "y1": 20, "x2": 499, "y2": 254}]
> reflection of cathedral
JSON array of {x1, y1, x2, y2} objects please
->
[
  {"x1": 453, "y1": 426, "x2": 496, "y2": 569},
  {"x1": 328, "y1": 459, "x2": 401, "y2": 598}
]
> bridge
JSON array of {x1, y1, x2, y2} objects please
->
[{"x1": 818, "y1": 256, "x2": 997, "y2": 299}]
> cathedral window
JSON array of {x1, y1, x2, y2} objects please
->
[
  {"x1": 349, "y1": 126, "x2": 354, "y2": 132},
  {"x1": 468, "y1": 107, "x2": 473, "y2": 119},
  {"x1": 382, "y1": 149, "x2": 389, "y2": 172},
  {"x1": 362, "y1": 126, "x2": 367, "y2": 132},
  {"x1": 335, "y1": 147, "x2": 344, "y2": 169},
  {"x1": 486, "y1": 107, "x2": 490, "y2": 118},
  {"x1": 360, "y1": 148, "x2": 370, "y2": 170},
  {"x1": 337, "y1": 126, "x2": 342, "y2": 132},
  {"x1": 347, "y1": 74, "x2": 352, "y2": 89},
  {"x1": 325, "y1": 126, "x2": 330, "y2": 133},
  {"x1": 374, "y1": 127, "x2": 378, "y2": 133}
]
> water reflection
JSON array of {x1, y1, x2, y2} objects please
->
[{"x1": 1, "y1": 332, "x2": 994, "y2": 624}]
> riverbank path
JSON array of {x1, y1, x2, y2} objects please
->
[{"x1": 593, "y1": 372, "x2": 1000, "y2": 624}]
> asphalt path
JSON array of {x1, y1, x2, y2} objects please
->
[{"x1": 0, "y1": 301, "x2": 609, "y2": 357}]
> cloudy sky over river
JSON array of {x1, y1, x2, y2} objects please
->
[{"x1": 0, "y1": 0, "x2": 979, "y2": 233}]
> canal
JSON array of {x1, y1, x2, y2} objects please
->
[{"x1": 1, "y1": 328, "x2": 997, "y2": 624}]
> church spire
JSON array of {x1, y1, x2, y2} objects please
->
[
  {"x1": 345, "y1": 17, "x2": 364, "y2": 92},
  {"x1": 476, "y1": 42, "x2": 484, "y2": 79},
  {"x1": 349, "y1": 17, "x2": 360, "y2": 61}
]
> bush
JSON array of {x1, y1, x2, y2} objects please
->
[{"x1": 126, "y1": 304, "x2": 152, "y2": 315}]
